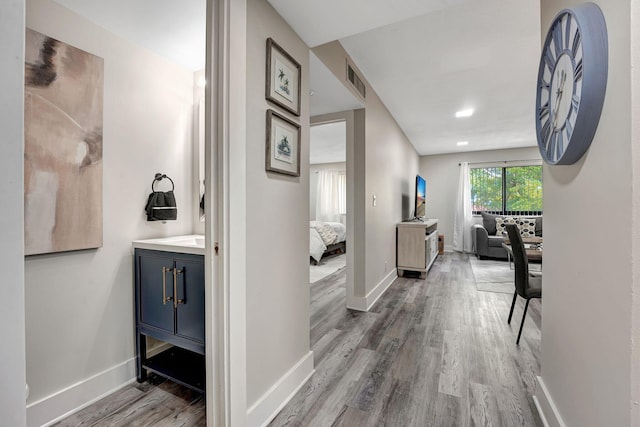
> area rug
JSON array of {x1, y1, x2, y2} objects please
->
[
  {"x1": 470, "y1": 257, "x2": 541, "y2": 294},
  {"x1": 470, "y1": 258, "x2": 515, "y2": 294},
  {"x1": 310, "y1": 253, "x2": 346, "y2": 283}
]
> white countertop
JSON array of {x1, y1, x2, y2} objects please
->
[{"x1": 132, "y1": 234, "x2": 205, "y2": 255}]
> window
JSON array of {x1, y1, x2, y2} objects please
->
[
  {"x1": 470, "y1": 165, "x2": 542, "y2": 215},
  {"x1": 316, "y1": 170, "x2": 346, "y2": 221}
]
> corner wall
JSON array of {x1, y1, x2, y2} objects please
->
[
  {"x1": 0, "y1": 1, "x2": 27, "y2": 425},
  {"x1": 313, "y1": 42, "x2": 419, "y2": 309},
  {"x1": 537, "y1": 1, "x2": 633, "y2": 426},
  {"x1": 631, "y1": 1, "x2": 640, "y2": 425},
  {"x1": 25, "y1": 1, "x2": 197, "y2": 424},
  {"x1": 244, "y1": 0, "x2": 313, "y2": 422},
  {"x1": 420, "y1": 146, "x2": 541, "y2": 250}
]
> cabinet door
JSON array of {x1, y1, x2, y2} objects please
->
[
  {"x1": 138, "y1": 252, "x2": 175, "y2": 334},
  {"x1": 397, "y1": 227, "x2": 426, "y2": 269},
  {"x1": 175, "y1": 258, "x2": 205, "y2": 343}
]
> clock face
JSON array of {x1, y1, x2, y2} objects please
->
[
  {"x1": 537, "y1": 11, "x2": 583, "y2": 164},
  {"x1": 535, "y1": 4, "x2": 608, "y2": 165}
]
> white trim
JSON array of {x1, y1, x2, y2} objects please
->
[
  {"x1": 468, "y1": 159, "x2": 543, "y2": 168},
  {"x1": 534, "y1": 376, "x2": 566, "y2": 427},
  {"x1": 246, "y1": 351, "x2": 314, "y2": 427},
  {"x1": 347, "y1": 269, "x2": 397, "y2": 312},
  {"x1": 26, "y1": 358, "x2": 136, "y2": 427}
]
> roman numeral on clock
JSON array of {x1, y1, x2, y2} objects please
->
[
  {"x1": 574, "y1": 59, "x2": 583, "y2": 81},
  {"x1": 538, "y1": 103, "x2": 549, "y2": 121},
  {"x1": 553, "y1": 21, "x2": 564, "y2": 55},
  {"x1": 572, "y1": 30, "x2": 581, "y2": 57},
  {"x1": 564, "y1": 15, "x2": 572, "y2": 50}
]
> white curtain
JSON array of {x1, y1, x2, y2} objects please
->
[
  {"x1": 453, "y1": 162, "x2": 474, "y2": 252},
  {"x1": 316, "y1": 170, "x2": 346, "y2": 223}
]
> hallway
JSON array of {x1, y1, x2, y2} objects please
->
[
  {"x1": 53, "y1": 253, "x2": 542, "y2": 426},
  {"x1": 271, "y1": 253, "x2": 542, "y2": 426}
]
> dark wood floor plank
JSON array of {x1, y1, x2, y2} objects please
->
[{"x1": 51, "y1": 383, "x2": 147, "y2": 427}]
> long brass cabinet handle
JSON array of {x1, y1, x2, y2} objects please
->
[
  {"x1": 162, "y1": 266, "x2": 173, "y2": 305},
  {"x1": 173, "y1": 268, "x2": 184, "y2": 308}
]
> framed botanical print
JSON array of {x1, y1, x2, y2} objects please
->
[
  {"x1": 266, "y1": 109, "x2": 300, "y2": 177},
  {"x1": 265, "y1": 38, "x2": 301, "y2": 117}
]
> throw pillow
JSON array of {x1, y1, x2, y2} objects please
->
[
  {"x1": 481, "y1": 212, "x2": 502, "y2": 235},
  {"x1": 496, "y1": 217, "x2": 537, "y2": 238},
  {"x1": 495, "y1": 217, "x2": 518, "y2": 237},
  {"x1": 517, "y1": 218, "x2": 536, "y2": 237}
]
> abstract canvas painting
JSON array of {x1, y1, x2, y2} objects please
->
[{"x1": 24, "y1": 29, "x2": 104, "y2": 255}]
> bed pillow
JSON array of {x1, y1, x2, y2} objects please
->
[{"x1": 310, "y1": 221, "x2": 338, "y2": 245}]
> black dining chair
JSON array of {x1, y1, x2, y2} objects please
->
[{"x1": 505, "y1": 224, "x2": 542, "y2": 345}]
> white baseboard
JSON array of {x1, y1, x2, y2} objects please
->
[
  {"x1": 534, "y1": 376, "x2": 566, "y2": 427},
  {"x1": 246, "y1": 351, "x2": 314, "y2": 427},
  {"x1": 346, "y1": 269, "x2": 397, "y2": 312},
  {"x1": 27, "y1": 358, "x2": 136, "y2": 427}
]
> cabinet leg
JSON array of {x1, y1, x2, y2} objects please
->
[
  {"x1": 398, "y1": 269, "x2": 404, "y2": 277},
  {"x1": 136, "y1": 332, "x2": 147, "y2": 383},
  {"x1": 420, "y1": 272, "x2": 426, "y2": 279}
]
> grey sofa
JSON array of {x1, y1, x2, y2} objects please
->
[{"x1": 473, "y1": 212, "x2": 542, "y2": 260}]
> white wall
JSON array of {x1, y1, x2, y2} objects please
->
[
  {"x1": 538, "y1": 1, "x2": 634, "y2": 426},
  {"x1": 420, "y1": 146, "x2": 541, "y2": 249},
  {"x1": 310, "y1": 161, "x2": 346, "y2": 222},
  {"x1": 0, "y1": 1, "x2": 27, "y2": 425},
  {"x1": 25, "y1": 0, "x2": 197, "y2": 424},
  {"x1": 313, "y1": 42, "x2": 419, "y2": 307},
  {"x1": 244, "y1": 0, "x2": 313, "y2": 416},
  {"x1": 631, "y1": 2, "x2": 640, "y2": 425}
]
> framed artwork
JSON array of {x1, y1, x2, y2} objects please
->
[
  {"x1": 266, "y1": 109, "x2": 300, "y2": 177},
  {"x1": 265, "y1": 38, "x2": 301, "y2": 117},
  {"x1": 24, "y1": 28, "x2": 104, "y2": 255}
]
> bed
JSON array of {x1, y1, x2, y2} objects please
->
[{"x1": 310, "y1": 221, "x2": 346, "y2": 264}]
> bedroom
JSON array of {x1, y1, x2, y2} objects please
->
[{"x1": 307, "y1": 52, "x2": 362, "y2": 286}]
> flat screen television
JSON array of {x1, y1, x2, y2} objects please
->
[{"x1": 415, "y1": 175, "x2": 426, "y2": 219}]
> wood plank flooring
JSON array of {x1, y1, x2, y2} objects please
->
[
  {"x1": 52, "y1": 375, "x2": 205, "y2": 427},
  {"x1": 270, "y1": 253, "x2": 542, "y2": 426},
  {"x1": 55, "y1": 253, "x2": 541, "y2": 426}
]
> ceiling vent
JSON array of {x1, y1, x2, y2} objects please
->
[{"x1": 346, "y1": 62, "x2": 366, "y2": 99}]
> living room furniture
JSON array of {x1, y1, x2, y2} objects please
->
[
  {"x1": 505, "y1": 224, "x2": 542, "y2": 345},
  {"x1": 473, "y1": 212, "x2": 542, "y2": 260},
  {"x1": 502, "y1": 236, "x2": 543, "y2": 268},
  {"x1": 396, "y1": 219, "x2": 438, "y2": 278}
]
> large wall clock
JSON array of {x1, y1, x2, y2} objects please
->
[{"x1": 535, "y1": 3, "x2": 608, "y2": 165}]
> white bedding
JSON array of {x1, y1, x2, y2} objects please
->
[
  {"x1": 310, "y1": 228, "x2": 326, "y2": 263},
  {"x1": 310, "y1": 221, "x2": 346, "y2": 263}
]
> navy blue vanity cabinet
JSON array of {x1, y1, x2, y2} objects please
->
[{"x1": 134, "y1": 248, "x2": 205, "y2": 392}]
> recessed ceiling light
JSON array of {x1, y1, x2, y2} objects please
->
[
  {"x1": 455, "y1": 109, "x2": 474, "y2": 118},
  {"x1": 457, "y1": 141, "x2": 469, "y2": 146}
]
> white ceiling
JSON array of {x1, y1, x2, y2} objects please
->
[
  {"x1": 309, "y1": 52, "x2": 364, "y2": 117},
  {"x1": 54, "y1": 0, "x2": 206, "y2": 70},
  {"x1": 268, "y1": 0, "x2": 541, "y2": 156},
  {"x1": 53, "y1": 0, "x2": 541, "y2": 156}
]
